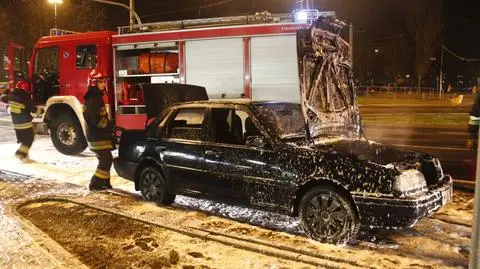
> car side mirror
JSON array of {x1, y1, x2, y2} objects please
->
[{"x1": 245, "y1": 135, "x2": 267, "y2": 148}]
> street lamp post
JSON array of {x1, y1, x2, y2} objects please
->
[
  {"x1": 47, "y1": 0, "x2": 63, "y2": 29},
  {"x1": 439, "y1": 45, "x2": 444, "y2": 99},
  {"x1": 130, "y1": 0, "x2": 135, "y2": 30}
]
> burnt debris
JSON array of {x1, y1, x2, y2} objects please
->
[{"x1": 297, "y1": 16, "x2": 360, "y2": 141}]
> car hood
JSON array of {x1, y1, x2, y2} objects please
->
[
  {"x1": 297, "y1": 16, "x2": 360, "y2": 141},
  {"x1": 317, "y1": 139, "x2": 427, "y2": 170},
  {"x1": 312, "y1": 139, "x2": 444, "y2": 187},
  {"x1": 141, "y1": 83, "x2": 208, "y2": 119}
]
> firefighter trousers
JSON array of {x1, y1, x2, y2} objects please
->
[
  {"x1": 14, "y1": 127, "x2": 34, "y2": 159},
  {"x1": 89, "y1": 148, "x2": 113, "y2": 190}
]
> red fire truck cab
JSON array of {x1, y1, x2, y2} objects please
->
[{"x1": 14, "y1": 10, "x2": 334, "y2": 155}]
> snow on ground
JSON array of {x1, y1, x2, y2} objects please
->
[
  {"x1": 0, "y1": 135, "x2": 473, "y2": 268},
  {"x1": 0, "y1": 201, "x2": 61, "y2": 268},
  {"x1": 0, "y1": 173, "x2": 321, "y2": 269}
]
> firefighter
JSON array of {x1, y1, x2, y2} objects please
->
[
  {"x1": 0, "y1": 80, "x2": 38, "y2": 161},
  {"x1": 83, "y1": 70, "x2": 114, "y2": 191}
]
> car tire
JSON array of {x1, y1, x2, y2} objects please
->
[
  {"x1": 139, "y1": 166, "x2": 176, "y2": 205},
  {"x1": 299, "y1": 186, "x2": 359, "y2": 244},
  {"x1": 50, "y1": 114, "x2": 87, "y2": 155}
]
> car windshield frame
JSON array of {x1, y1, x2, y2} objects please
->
[{"x1": 251, "y1": 102, "x2": 306, "y2": 140}]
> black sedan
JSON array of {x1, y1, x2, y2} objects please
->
[{"x1": 114, "y1": 98, "x2": 452, "y2": 244}]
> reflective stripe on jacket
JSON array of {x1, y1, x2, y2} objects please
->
[
  {"x1": 3, "y1": 89, "x2": 35, "y2": 130},
  {"x1": 88, "y1": 140, "x2": 113, "y2": 151}
]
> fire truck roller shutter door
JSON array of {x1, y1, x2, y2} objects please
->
[
  {"x1": 251, "y1": 35, "x2": 300, "y2": 103},
  {"x1": 185, "y1": 38, "x2": 244, "y2": 99}
]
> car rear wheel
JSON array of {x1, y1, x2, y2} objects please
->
[
  {"x1": 299, "y1": 186, "x2": 359, "y2": 244},
  {"x1": 139, "y1": 166, "x2": 176, "y2": 205}
]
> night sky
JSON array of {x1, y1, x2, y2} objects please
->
[
  {"x1": 105, "y1": 0, "x2": 479, "y2": 45},
  {"x1": 101, "y1": 0, "x2": 480, "y2": 85}
]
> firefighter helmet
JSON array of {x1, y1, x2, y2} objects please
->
[
  {"x1": 87, "y1": 69, "x2": 106, "y2": 87},
  {"x1": 15, "y1": 80, "x2": 30, "y2": 92}
]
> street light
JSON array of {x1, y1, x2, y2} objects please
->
[{"x1": 47, "y1": 0, "x2": 63, "y2": 29}]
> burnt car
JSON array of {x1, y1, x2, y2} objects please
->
[
  {"x1": 114, "y1": 16, "x2": 452, "y2": 244},
  {"x1": 114, "y1": 84, "x2": 452, "y2": 244}
]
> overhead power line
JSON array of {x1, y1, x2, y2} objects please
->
[{"x1": 443, "y1": 45, "x2": 480, "y2": 63}]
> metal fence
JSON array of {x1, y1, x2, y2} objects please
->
[{"x1": 356, "y1": 85, "x2": 476, "y2": 97}]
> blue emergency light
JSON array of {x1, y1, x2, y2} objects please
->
[{"x1": 293, "y1": 9, "x2": 336, "y2": 23}]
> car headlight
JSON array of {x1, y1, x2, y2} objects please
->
[
  {"x1": 393, "y1": 169, "x2": 427, "y2": 197},
  {"x1": 433, "y1": 158, "x2": 444, "y2": 180}
]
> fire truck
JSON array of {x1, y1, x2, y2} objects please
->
[{"x1": 6, "y1": 10, "x2": 334, "y2": 155}]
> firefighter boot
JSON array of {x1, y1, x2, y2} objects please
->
[
  {"x1": 88, "y1": 176, "x2": 110, "y2": 191},
  {"x1": 14, "y1": 144, "x2": 30, "y2": 162},
  {"x1": 89, "y1": 167, "x2": 113, "y2": 191}
]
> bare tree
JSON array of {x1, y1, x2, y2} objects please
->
[
  {"x1": 405, "y1": 0, "x2": 443, "y2": 91},
  {"x1": 383, "y1": 33, "x2": 411, "y2": 86},
  {"x1": 58, "y1": 0, "x2": 107, "y2": 32},
  {"x1": 353, "y1": 46, "x2": 374, "y2": 85},
  {"x1": 0, "y1": 0, "x2": 107, "y2": 58},
  {"x1": 0, "y1": 0, "x2": 107, "y2": 82}
]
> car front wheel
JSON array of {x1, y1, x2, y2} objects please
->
[
  {"x1": 139, "y1": 166, "x2": 176, "y2": 205},
  {"x1": 50, "y1": 114, "x2": 87, "y2": 155},
  {"x1": 299, "y1": 186, "x2": 359, "y2": 244}
]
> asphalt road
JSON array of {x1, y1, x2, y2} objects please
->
[
  {"x1": 359, "y1": 103, "x2": 473, "y2": 181},
  {"x1": 363, "y1": 124, "x2": 473, "y2": 180}
]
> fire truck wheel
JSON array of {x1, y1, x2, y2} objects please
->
[{"x1": 50, "y1": 114, "x2": 87, "y2": 155}]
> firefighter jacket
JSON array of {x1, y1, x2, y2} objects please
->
[
  {"x1": 82, "y1": 87, "x2": 113, "y2": 150},
  {"x1": 469, "y1": 92, "x2": 480, "y2": 139},
  {"x1": 0, "y1": 88, "x2": 35, "y2": 130}
]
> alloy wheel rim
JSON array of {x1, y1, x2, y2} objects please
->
[
  {"x1": 143, "y1": 169, "x2": 164, "y2": 201},
  {"x1": 304, "y1": 191, "x2": 350, "y2": 240}
]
